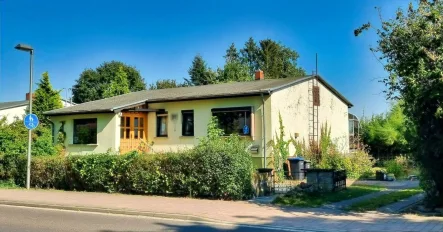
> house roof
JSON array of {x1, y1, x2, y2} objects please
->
[
  {"x1": 0, "y1": 100, "x2": 28, "y2": 110},
  {"x1": 0, "y1": 99, "x2": 75, "y2": 111},
  {"x1": 44, "y1": 75, "x2": 353, "y2": 116}
]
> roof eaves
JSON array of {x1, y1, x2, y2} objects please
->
[
  {"x1": 112, "y1": 99, "x2": 150, "y2": 112},
  {"x1": 0, "y1": 104, "x2": 28, "y2": 111},
  {"x1": 316, "y1": 75, "x2": 353, "y2": 108},
  {"x1": 267, "y1": 76, "x2": 313, "y2": 93},
  {"x1": 44, "y1": 109, "x2": 114, "y2": 116}
]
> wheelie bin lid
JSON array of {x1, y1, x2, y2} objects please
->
[{"x1": 287, "y1": 157, "x2": 304, "y2": 161}]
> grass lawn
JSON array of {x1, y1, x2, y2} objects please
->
[
  {"x1": 273, "y1": 185, "x2": 386, "y2": 208},
  {"x1": 0, "y1": 180, "x2": 20, "y2": 189},
  {"x1": 347, "y1": 187, "x2": 423, "y2": 212}
]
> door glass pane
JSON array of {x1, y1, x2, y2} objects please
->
[
  {"x1": 134, "y1": 129, "x2": 138, "y2": 139},
  {"x1": 140, "y1": 129, "x2": 144, "y2": 139},
  {"x1": 120, "y1": 117, "x2": 124, "y2": 126},
  {"x1": 134, "y1": 117, "x2": 139, "y2": 128},
  {"x1": 126, "y1": 129, "x2": 130, "y2": 139},
  {"x1": 126, "y1": 117, "x2": 130, "y2": 127},
  {"x1": 120, "y1": 128, "x2": 124, "y2": 138},
  {"x1": 140, "y1": 117, "x2": 144, "y2": 127}
]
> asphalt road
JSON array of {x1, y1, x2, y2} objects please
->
[{"x1": 0, "y1": 205, "x2": 304, "y2": 232}]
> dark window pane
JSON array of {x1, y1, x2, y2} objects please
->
[
  {"x1": 212, "y1": 108, "x2": 251, "y2": 136},
  {"x1": 134, "y1": 129, "x2": 138, "y2": 139},
  {"x1": 120, "y1": 117, "x2": 124, "y2": 126},
  {"x1": 126, "y1": 129, "x2": 130, "y2": 139},
  {"x1": 73, "y1": 118, "x2": 97, "y2": 144},
  {"x1": 140, "y1": 129, "x2": 144, "y2": 139},
  {"x1": 134, "y1": 117, "x2": 139, "y2": 127},
  {"x1": 140, "y1": 117, "x2": 144, "y2": 127},
  {"x1": 120, "y1": 128, "x2": 124, "y2": 139},
  {"x1": 126, "y1": 117, "x2": 130, "y2": 127},
  {"x1": 157, "y1": 115, "x2": 168, "y2": 136},
  {"x1": 182, "y1": 111, "x2": 194, "y2": 136}
]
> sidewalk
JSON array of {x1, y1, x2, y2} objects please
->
[{"x1": 0, "y1": 189, "x2": 441, "y2": 232}]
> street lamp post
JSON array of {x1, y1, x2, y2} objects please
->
[{"x1": 15, "y1": 44, "x2": 34, "y2": 190}]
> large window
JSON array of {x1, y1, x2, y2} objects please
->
[
  {"x1": 156, "y1": 111, "x2": 168, "y2": 137},
  {"x1": 212, "y1": 107, "x2": 251, "y2": 136},
  {"x1": 73, "y1": 118, "x2": 97, "y2": 144},
  {"x1": 182, "y1": 110, "x2": 194, "y2": 136}
]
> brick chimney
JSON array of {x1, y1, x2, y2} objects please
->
[
  {"x1": 255, "y1": 69, "x2": 264, "y2": 80},
  {"x1": 26, "y1": 92, "x2": 35, "y2": 100}
]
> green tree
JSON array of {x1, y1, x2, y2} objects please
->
[
  {"x1": 0, "y1": 117, "x2": 58, "y2": 156},
  {"x1": 102, "y1": 66, "x2": 130, "y2": 98},
  {"x1": 356, "y1": 0, "x2": 443, "y2": 207},
  {"x1": 224, "y1": 43, "x2": 240, "y2": 63},
  {"x1": 361, "y1": 102, "x2": 410, "y2": 159},
  {"x1": 72, "y1": 61, "x2": 146, "y2": 103},
  {"x1": 240, "y1": 37, "x2": 260, "y2": 77},
  {"x1": 32, "y1": 72, "x2": 63, "y2": 125},
  {"x1": 257, "y1": 39, "x2": 305, "y2": 79},
  {"x1": 149, "y1": 79, "x2": 189, "y2": 90},
  {"x1": 186, "y1": 55, "x2": 218, "y2": 85}
]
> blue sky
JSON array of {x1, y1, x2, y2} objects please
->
[{"x1": 0, "y1": 0, "x2": 410, "y2": 116}]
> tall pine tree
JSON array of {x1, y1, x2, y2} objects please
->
[
  {"x1": 186, "y1": 54, "x2": 217, "y2": 85},
  {"x1": 33, "y1": 72, "x2": 63, "y2": 125},
  {"x1": 240, "y1": 37, "x2": 260, "y2": 77}
]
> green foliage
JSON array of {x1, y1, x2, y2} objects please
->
[
  {"x1": 268, "y1": 113, "x2": 290, "y2": 180},
  {"x1": 361, "y1": 101, "x2": 411, "y2": 159},
  {"x1": 0, "y1": 117, "x2": 58, "y2": 156},
  {"x1": 383, "y1": 155, "x2": 411, "y2": 179},
  {"x1": 257, "y1": 39, "x2": 305, "y2": 79},
  {"x1": 357, "y1": 0, "x2": 443, "y2": 206},
  {"x1": 292, "y1": 123, "x2": 375, "y2": 179},
  {"x1": 32, "y1": 72, "x2": 63, "y2": 124},
  {"x1": 186, "y1": 55, "x2": 218, "y2": 86},
  {"x1": 148, "y1": 79, "x2": 189, "y2": 90},
  {"x1": 0, "y1": 118, "x2": 254, "y2": 200},
  {"x1": 72, "y1": 61, "x2": 146, "y2": 103},
  {"x1": 102, "y1": 65, "x2": 130, "y2": 98}
]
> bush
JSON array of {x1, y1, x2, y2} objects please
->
[
  {"x1": 0, "y1": 117, "x2": 254, "y2": 200},
  {"x1": 383, "y1": 156, "x2": 410, "y2": 179}
]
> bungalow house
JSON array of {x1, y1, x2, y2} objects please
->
[
  {"x1": 0, "y1": 93, "x2": 75, "y2": 124},
  {"x1": 44, "y1": 71, "x2": 352, "y2": 167}
]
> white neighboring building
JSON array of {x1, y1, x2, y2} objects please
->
[
  {"x1": 0, "y1": 94, "x2": 75, "y2": 124},
  {"x1": 0, "y1": 100, "x2": 28, "y2": 124}
]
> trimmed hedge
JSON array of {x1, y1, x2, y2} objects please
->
[{"x1": 0, "y1": 136, "x2": 254, "y2": 200}]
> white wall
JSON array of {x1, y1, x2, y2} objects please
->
[
  {"x1": 270, "y1": 78, "x2": 350, "y2": 155},
  {"x1": 317, "y1": 81, "x2": 350, "y2": 153},
  {"x1": 0, "y1": 105, "x2": 26, "y2": 123}
]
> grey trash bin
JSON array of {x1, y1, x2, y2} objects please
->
[{"x1": 287, "y1": 157, "x2": 305, "y2": 180}]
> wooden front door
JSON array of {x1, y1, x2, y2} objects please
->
[{"x1": 120, "y1": 112, "x2": 147, "y2": 154}]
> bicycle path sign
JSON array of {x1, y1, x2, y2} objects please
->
[{"x1": 24, "y1": 114, "x2": 39, "y2": 130}]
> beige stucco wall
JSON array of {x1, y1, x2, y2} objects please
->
[
  {"x1": 269, "y1": 78, "x2": 350, "y2": 156},
  {"x1": 316, "y1": 81, "x2": 350, "y2": 153},
  {"x1": 270, "y1": 79, "x2": 311, "y2": 156},
  {"x1": 0, "y1": 105, "x2": 26, "y2": 123},
  {"x1": 145, "y1": 96, "x2": 269, "y2": 159},
  {"x1": 49, "y1": 113, "x2": 119, "y2": 155}
]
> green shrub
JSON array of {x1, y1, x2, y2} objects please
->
[
  {"x1": 0, "y1": 117, "x2": 254, "y2": 200},
  {"x1": 383, "y1": 155, "x2": 410, "y2": 179}
]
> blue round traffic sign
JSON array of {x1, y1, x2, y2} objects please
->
[{"x1": 24, "y1": 114, "x2": 39, "y2": 130}]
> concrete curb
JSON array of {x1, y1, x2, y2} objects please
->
[{"x1": 0, "y1": 200, "x2": 217, "y2": 223}]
